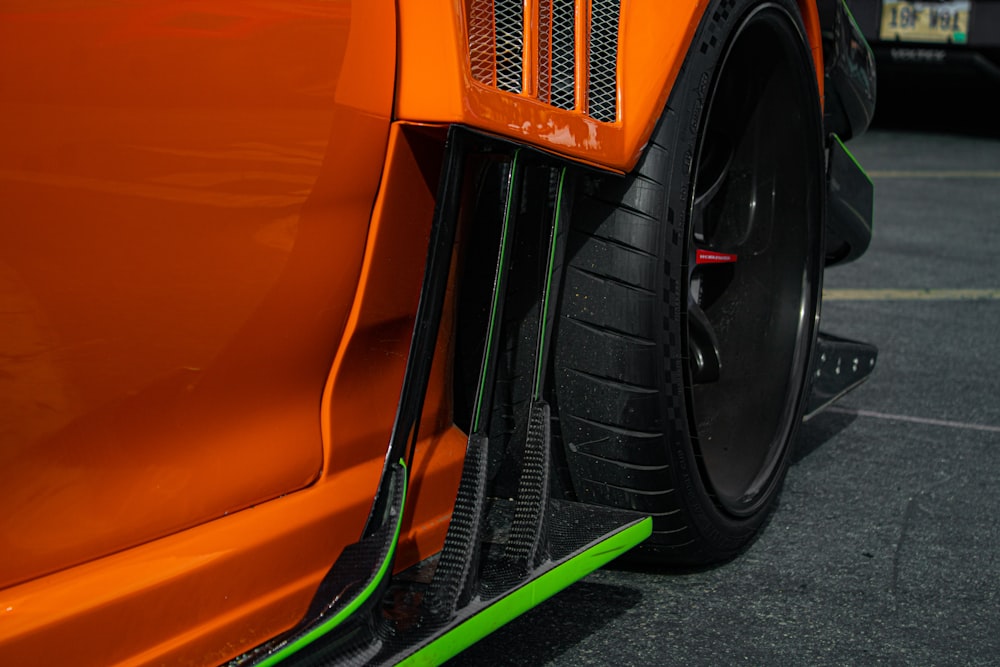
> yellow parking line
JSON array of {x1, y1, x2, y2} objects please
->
[
  {"x1": 823, "y1": 289, "x2": 1000, "y2": 301},
  {"x1": 868, "y1": 170, "x2": 1000, "y2": 179}
]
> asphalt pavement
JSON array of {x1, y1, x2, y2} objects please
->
[{"x1": 451, "y1": 96, "x2": 1000, "y2": 665}]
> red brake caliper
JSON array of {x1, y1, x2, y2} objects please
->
[{"x1": 695, "y1": 248, "x2": 738, "y2": 265}]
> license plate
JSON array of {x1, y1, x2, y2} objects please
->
[{"x1": 880, "y1": 1, "x2": 971, "y2": 44}]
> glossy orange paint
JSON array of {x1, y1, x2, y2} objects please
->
[
  {"x1": 0, "y1": 0, "x2": 388, "y2": 588},
  {"x1": 797, "y1": 0, "x2": 827, "y2": 101},
  {"x1": 395, "y1": 0, "x2": 827, "y2": 173}
]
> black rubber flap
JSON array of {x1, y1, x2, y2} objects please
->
[{"x1": 805, "y1": 331, "x2": 878, "y2": 419}]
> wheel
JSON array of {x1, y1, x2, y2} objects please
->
[{"x1": 553, "y1": 0, "x2": 824, "y2": 565}]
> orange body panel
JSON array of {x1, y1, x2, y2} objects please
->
[
  {"x1": 798, "y1": 0, "x2": 826, "y2": 101},
  {"x1": 0, "y1": 0, "x2": 389, "y2": 588}
]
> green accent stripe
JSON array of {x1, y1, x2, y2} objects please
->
[
  {"x1": 866, "y1": 170, "x2": 1000, "y2": 179},
  {"x1": 258, "y1": 461, "x2": 408, "y2": 666},
  {"x1": 397, "y1": 516, "x2": 653, "y2": 667},
  {"x1": 533, "y1": 168, "x2": 567, "y2": 398},
  {"x1": 472, "y1": 153, "x2": 521, "y2": 432},
  {"x1": 833, "y1": 134, "x2": 872, "y2": 186}
]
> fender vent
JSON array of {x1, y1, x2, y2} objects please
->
[
  {"x1": 549, "y1": 0, "x2": 576, "y2": 112},
  {"x1": 587, "y1": 0, "x2": 620, "y2": 122},
  {"x1": 466, "y1": 0, "x2": 620, "y2": 123},
  {"x1": 495, "y1": 0, "x2": 524, "y2": 93}
]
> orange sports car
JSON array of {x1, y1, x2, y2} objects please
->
[{"x1": 0, "y1": 0, "x2": 876, "y2": 664}]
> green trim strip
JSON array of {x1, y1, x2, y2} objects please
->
[
  {"x1": 533, "y1": 167, "x2": 567, "y2": 398},
  {"x1": 472, "y1": 152, "x2": 521, "y2": 432},
  {"x1": 258, "y1": 461, "x2": 409, "y2": 667},
  {"x1": 397, "y1": 516, "x2": 653, "y2": 667},
  {"x1": 832, "y1": 134, "x2": 871, "y2": 187},
  {"x1": 840, "y1": 0, "x2": 864, "y2": 46}
]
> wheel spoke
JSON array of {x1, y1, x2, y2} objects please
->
[
  {"x1": 687, "y1": 297, "x2": 722, "y2": 384},
  {"x1": 690, "y1": 133, "x2": 733, "y2": 246}
]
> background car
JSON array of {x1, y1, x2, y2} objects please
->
[
  {"x1": 846, "y1": 1, "x2": 1000, "y2": 85},
  {"x1": 845, "y1": 0, "x2": 999, "y2": 133}
]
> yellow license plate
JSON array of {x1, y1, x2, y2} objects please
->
[{"x1": 880, "y1": 1, "x2": 970, "y2": 44}]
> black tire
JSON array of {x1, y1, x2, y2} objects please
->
[{"x1": 553, "y1": 0, "x2": 824, "y2": 565}]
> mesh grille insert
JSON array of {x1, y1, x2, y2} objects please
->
[
  {"x1": 537, "y1": 0, "x2": 553, "y2": 104},
  {"x1": 550, "y1": 0, "x2": 576, "y2": 111},
  {"x1": 495, "y1": 0, "x2": 524, "y2": 93},
  {"x1": 588, "y1": 0, "x2": 620, "y2": 122},
  {"x1": 468, "y1": 0, "x2": 496, "y2": 86}
]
